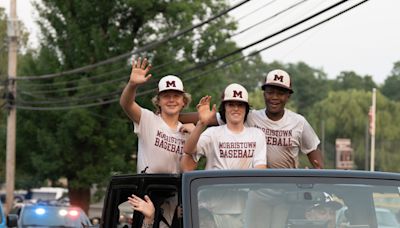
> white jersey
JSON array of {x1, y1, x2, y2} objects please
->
[
  {"x1": 194, "y1": 125, "x2": 267, "y2": 170},
  {"x1": 245, "y1": 108, "x2": 320, "y2": 168},
  {"x1": 133, "y1": 108, "x2": 188, "y2": 174}
]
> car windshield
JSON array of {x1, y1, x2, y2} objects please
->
[
  {"x1": 21, "y1": 205, "x2": 91, "y2": 227},
  {"x1": 191, "y1": 176, "x2": 400, "y2": 228}
]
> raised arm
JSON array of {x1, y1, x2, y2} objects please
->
[
  {"x1": 183, "y1": 96, "x2": 216, "y2": 155},
  {"x1": 119, "y1": 57, "x2": 152, "y2": 123},
  {"x1": 179, "y1": 95, "x2": 219, "y2": 126}
]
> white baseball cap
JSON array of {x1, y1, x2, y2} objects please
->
[
  {"x1": 262, "y1": 69, "x2": 293, "y2": 93},
  {"x1": 158, "y1": 75, "x2": 184, "y2": 93},
  {"x1": 222, "y1": 83, "x2": 248, "y2": 103}
]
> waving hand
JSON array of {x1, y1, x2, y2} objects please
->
[{"x1": 129, "y1": 57, "x2": 152, "y2": 86}]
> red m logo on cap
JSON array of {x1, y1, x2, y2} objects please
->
[
  {"x1": 233, "y1": 90, "x2": 242, "y2": 98},
  {"x1": 274, "y1": 74, "x2": 284, "y2": 82},
  {"x1": 166, "y1": 81, "x2": 176, "y2": 88}
]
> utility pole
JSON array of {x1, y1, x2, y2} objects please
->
[
  {"x1": 365, "y1": 121, "x2": 369, "y2": 171},
  {"x1": 5, "y1": 0, "x2": 19, "y2": 214},
  {"x1": 321, "y1": 120, "x2": 325, "y2": 158},
  {"x1": 369, "y1": 88, "x2": 376, "y2": 171}
]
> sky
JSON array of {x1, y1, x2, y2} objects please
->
[{"x1": 1, "y1": 0, "x2": 400, "y2": 85}]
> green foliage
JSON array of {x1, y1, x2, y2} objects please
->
[
  {"x1": 333, "y1": 71, "x2": 377, "y2": 92},
  {"x1": 13, "y1": 0, "x2": 246, "y2": 209},
  {"x1": 308, "y1": 90, "x2": 371, "y2": 169},
  {"x1": 381, "y1": 61, "x2": 400, "y2": 101},
  {"x1": 373, "y1": 93, "x2": 400, "y2": 172},
  {"x1": 286, "y1": 62, "x2": 330, "y2": 114},
  {"x1": 307, "y1": 89, "x2": 400, "y2": 172},
  {"x1": 248, "y1": 89, "x2": 264, "y2": 109}
]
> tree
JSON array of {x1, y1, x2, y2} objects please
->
[
  {"x1": 307, "y1": 89, "x2": 400, "y2": 172},
  {"x1": 381, "y1": 61, "x2": 400, "y2": 101},
  {"x1": 286, "y1": 61, "x2": 330, "y2": 115},
  {"x1": 308, "y1": 90, "x2": 372, "y2": 169},
  {"x1": 333, "y1": 71, "x2": 377, "y2": 92},
  {"x1": 16, "y1": 0, "x2": 242, "y2": 213}
]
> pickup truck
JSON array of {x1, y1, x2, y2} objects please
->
[{"x1": 99, "y1": 169, "x2": 400, "y2": 228}]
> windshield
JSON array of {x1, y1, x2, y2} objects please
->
[
  {"x1": 21, "y1": 206, "x2": 91, "y2": 227},
  {"x1": 191, "y1": 177, "x2": 400, "y2": 228}
]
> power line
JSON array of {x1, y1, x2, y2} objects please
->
[
  {"x1": 20, "y1": 77, "x2": 126, "y2": 94},
  {"x1": 12, "y1": 0, "x2": 351, "y2": 108},
  {"x1": 236, "y1": 0, "x2": 277, "y2": 21},
  {"x1": 18, "y1": 63, "x2": 127, "y2": 88},
  {"x1": 15, "y1": 0, "x2": 251, "y2": 81},
  {"x1": 16, "y1": 90, "x2": 122, "y2": 105},
  {"x1": 13, "y1": 97, "x2": 120, "y2": 111},
  {"x1": 11, "y1": 3, "x2": 299, "y2": 98},
  {"x1": 245, "y1": 1, "x2": 371, "y2": 60},
  {"x1": 11, "y1": 0, "x2": 369, "y2": 111},
  {"x1": 171, "y1": 0, "x2": 349, "y2": 77},
  {"x1": 15, "y1": 0, "x2": 296, "y2": 93},
  {"x1": 17, "y1": 57, "x2": 177, "y2": 88},
  {"x1": 158, "y1": 0, "x2": 373, "y2": 92},
  {"x1": 12, "y1": 87, "x2": 156, "y2": 110},
  {"x1": 16, "y1": 59, "x2": 175, "y2": 95},
  {"x1": 231, "y1": 0, "x2": 309, "y2": 38},
  {"x1": 15, "y1": 0, "x2": 308, "y2": 94}
]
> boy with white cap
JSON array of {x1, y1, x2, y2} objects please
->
[
  {"x1": 120, "y1": 57, "x2": 193, "y2": 174},
  {"x1": 181, "y1": 69, "x2": 323, "y2": 169},
  {"x1": 182, "y1": 83, "x2": 267, "y2": 170},
  {"x1": 247, "y1": 69, "x2": 323, "y2": 169},
  {"x1": 238, "y1": 70, "x2": 323, "y2": 228}
]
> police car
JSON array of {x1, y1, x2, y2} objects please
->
[
  {"x1": 0, "y1": 202, "x2": 6, "y2": 228},
  {"x1": 7, "y1": 200, "x2": 92, "y2": 227}
]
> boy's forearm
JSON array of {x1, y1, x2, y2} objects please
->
[{"x1": 183, "y1": 122, "x2": 206, "y2": 154}]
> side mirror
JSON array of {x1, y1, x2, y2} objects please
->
[{"x1": 7, "y1": 214, "x2": 18, "y2": 227}]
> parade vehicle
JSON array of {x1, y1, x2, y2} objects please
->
[{"x1": 99, "y1": 169, "x2": 400, "y2": 228}]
